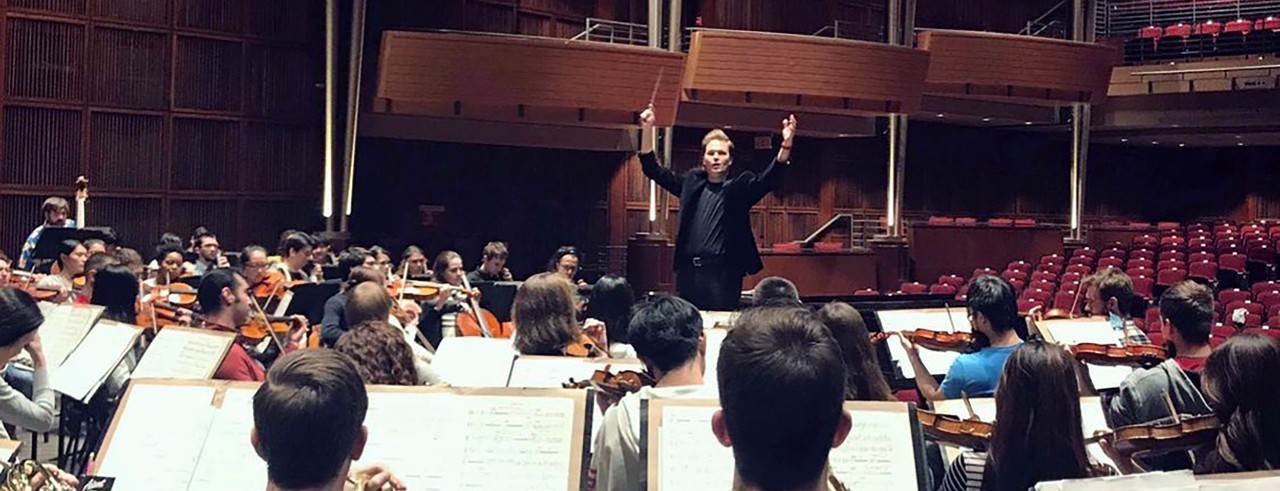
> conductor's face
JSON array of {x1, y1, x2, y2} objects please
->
[{"x1": 702, "y1": 139, "x2": 732, "y2": 181}]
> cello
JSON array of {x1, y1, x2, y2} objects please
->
[{"x1": 455, "y1": 272, "x2": 513, "y2": 338}]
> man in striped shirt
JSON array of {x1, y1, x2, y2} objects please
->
[{"x1": 18, "y1": 196, "x2": 75, "y2": 271}]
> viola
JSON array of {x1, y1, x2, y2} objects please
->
[
  {"x1": 916, "y1": 408, "x2": 994, "y2": 450},
  {"x1": 564, "y1": 333, "x2": 605, "y2": 358},
  {"x1": 1095, "y1": 413, "x2": 1220, "y2": 457},
  {"x1": 563, "y1": 365, "x2": 655, "y2": 397},
  {"x1": 870, "y1": 329, "x2": 977, "y2": 353},
  {"x1": 1071, "y1": 342, "x2": 1167, "y2": 368}
]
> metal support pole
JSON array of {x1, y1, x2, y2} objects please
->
[
  {"x1": 645, "y1": 0, "x2": 664, "y2": 234},
  {"x1": 884, "y1": 0, "x2": 913, "y2": 238},
  {"x1": 322, "y1": 0, "x2": 337, "y2": 231},
  {"x1": 1069, "y1": 0, "x2": 1093, "y2": 241},
  {"x1": 339, "y1": 0, "x2": 367, "y2": 233}
]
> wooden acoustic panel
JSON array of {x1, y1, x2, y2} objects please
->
[
  {"x1": 917, "y1": 29, "x2": 1115, "y2": 105},
  {"x1": 374, "y1": 31, "x2": 685, "y2": 127},
  {"x1": 681, "y1": 29, "x2": 930, "y2": 115}
]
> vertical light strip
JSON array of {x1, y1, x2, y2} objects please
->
[
  {"x1": 646, "y1": 0, "x2": 663, "y2": 229},
  {"x1": 342, "y1": 0, "x2": 367, "y2": 222},
  {"x1": 321, "y1": 0, "x2": 336, "y2": 223}
]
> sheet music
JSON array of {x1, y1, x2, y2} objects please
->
[
  {"x1": 50, "y1": 320, "x2": 140, "y2": 402},
  {"x1": 187, "y1": 387, "x2": 267, "y2": 491},
  {"x1": 38, "y1": 304, "x2": 103, "y2": 367},
  {"x1": 1034, "y1": 470, "x2": 1197, "y2": 490},
  {"x1": 432, "y1": 337, "x2": 517, "y2": 388},
  {"x1": 702, "y1": 328, "x2": 728, "y2": 388},
  {"x1": 828, "y1": 402, "x2": 920, "y2": 490},
  {"x1": 507, "y1": 356, "x2": 643, "y2": 388},
  {"x1": 359, "y1": 392, "x2": 579, "y2": 491},
  {"x1": 130, "y1": 327, "x2": 234, "y2": 380},
  {"x1": 1037, "y1": 318, "x2": 1136, "y2": 391},
  {"x1": 651, "y1": 401, "x2": 921, "y2": 491},
  {"x1": 876, "y1": 308, "x2": 972, "y2": 334},
  {"x1": 0, "y1": 439, "x2": 20, "y2": 462},
  {"x1": 933, "y1": 397, "x2": 1114, "y2": 466},
  {"x1": 700, "y1": 311, "x2": 737, "y2": 329},
  {"x1": 96, "y1": 384, "x2": 218, "y2": 491},
  {"x1": 885, "y1": 341, "x2": 960, "y2": 378}
]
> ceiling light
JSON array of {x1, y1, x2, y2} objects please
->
[
  {"x1": 1235, "y1": 135, "x2": 1242, "y2": 139},
  {"x1": 1178, "y1": 143, "x2": 1186, "y2": 148},
  {"x1": 981, "y1": 117, "x2": 992, "y2": 122},
  {"x1": 1238, "y1": 142, "x2": 1245, "y2": 147},
  {"x1": 1024, "y1": 121, "x2": 1033, "y2": 125},
  {"x1": 936, "y1": 113, "x2": 945, "y2": 118},
  {"x1": 1151, "y1": 141, "x2": 1159, "y2": 145},
  {"x1": 1120, "y1": 138, "x2": 1128, "y2": 143}
]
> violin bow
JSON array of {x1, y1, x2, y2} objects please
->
[
  {"x1": 648, "y1": 67, "x2": 665, "y2": 108},
  {"x1": 459, "y1": 272, "x2": 493, "y2": 338},
  {"x1": 396, "y1": 261, "x2": 410, "y2": 305},
  {"x1": 1162, "y1": 391, "x2": 1181, "y2": 425},
  {"x1": 249, "y1": 292, "x2": 288, "y2": 352},
  {"x1": 1068, "y1": 286, "x2": 1082, "y2": 319},
  {"x1": 961, "y1": 390, "x2": 978, "y2": 421},
  {"x1": 944, "y1": 303, "x2": 958, "y2": 333}
]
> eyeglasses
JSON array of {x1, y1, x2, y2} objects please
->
[{"x1": 245, "y1": 262, "x2": 268, "y2": 269}]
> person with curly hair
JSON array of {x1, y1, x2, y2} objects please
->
[{"x1": 334, "y1": 321, "x2": 419, "y2": 386}]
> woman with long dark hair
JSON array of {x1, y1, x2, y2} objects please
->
[
  {"x1": 939, "y1": 340, "x2": 1103, "y2": 490},
  {"x1": 584, "y1": 275, "x2": 636, "y2": 358},
  {"x1": 817, "y1": 302, "x2": 894, "y2": 402},
  {"x1": 91, "y1": 264, "x2": 140, "y2": 324},
  {"x1": 0, "y1": 288, "x2": 56, "y2": 439},
  {"x1": 1194, "y1": 333, "x2": 1280, "y2": 474}
]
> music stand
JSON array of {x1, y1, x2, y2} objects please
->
[
  {"x1": 29, "y1": 227, "x2": 80, "y2": 272},
  {"x1": 283, "y1": 281, "x2": 341, "y2": 326},
  {"x1": 172, "y1": 275, "x2": 203, "y2": 290},
  {"x1": 474, "y1": 281, "x2": 519, "y2": 322}
]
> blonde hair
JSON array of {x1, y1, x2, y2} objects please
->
[{"x1": 702, "y1": 129, "x2": 734, "y2": 151}]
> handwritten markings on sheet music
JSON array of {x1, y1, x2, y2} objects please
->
[
  {"x1": 96, "y1": 384, "x2": 218, "y2": 491},
  {"x1": 359, "y1": 393, "x2": 578, "y2": 491},
  {"x1": 130, "y1": 328, "x2": 232, "y2": 380}
]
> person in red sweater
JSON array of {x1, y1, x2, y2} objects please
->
[{"x1": 197, "y1": 268, "x2": 301, "y2": 381}]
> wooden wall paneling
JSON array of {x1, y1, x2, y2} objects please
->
[
  {"x1": 169, "y1": 198, "x2": 236, "y2": 245},
  {"x1": 176, "y1": 0, "x2": 241, "y2": 34},
  {"x1": 86, "y1": 196, "x2": 161, "y2": 248},
  {"x1": 8, "y1": 0, "x2": 83, "y2": 15},
  {"x1": 245, "y1": 0, "x2": 311, "y2": 43},
  {"x1": 244, "y1": 122, "x2": 318, "y2": 193},
  {"x1": 91, "y1": 26, "x2": 168, "y2": 109},
  {"x1": 2, "y1": 105, "x2": 81, "y2": 185},
  {"x1": 6, "y1": 16, "x2": 85, "y2": 101},
  {"x1": 174, "y1": 34, "x2": 241, "y2": 112},
  {"x1": 0, "y1": 194, "x2": 43, "y2": 259},
  {"x1": 241, "y1": 199, "x2": 320, "y2": 251},
  {"x1": 245, "y1": 43, "x2": 314, "y2": 120},
  {"x1": 89, "y1": 111, "x2": 164, "y2": 189},
  {"x1": 917, "y1": 30, "x2": 1116, "y2": 105},
  {"x1": 465, "y1": 1, "x2": 517, "y2": 33},
  {"x1": 171, "y1": 116, "x2": 239, "y2": 190},
  {"x1": 94, "y1": 0, "x2": 170, "y2": 27}
]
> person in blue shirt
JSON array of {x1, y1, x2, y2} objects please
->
[
  {"x1": 18, "y1": 197, "x2": 76, "y2": 271},
  {"x1": 900, "y1": 275, "x2": 1023, "y2": 401}
]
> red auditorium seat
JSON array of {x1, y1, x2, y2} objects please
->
[
  {"x1": 1265, "y1": 16, "x2": 1280, "y2": 31},
  {"x1": 1016, "y1": 299, "x2": 1044, "y2": 314},
  {"x1": 1030, "y1": 271, "x2": 1058, "y2": 284},
  {"x1": 1023, "y1": 288, "x2": 1052, "y2": 303},
  {"x1": 1189, "y1": 252, "x2": 1216, "y2": 263},
  {"x1": 1157, "y1": 221, "x2": 1181, "y2": 231},
  {"x1": 1211, "y1": 324, "x2": 1237, "y2": 340},
  {"x1": 1060, "y1": 272, "x2": 1083, "y2": 285},
  {"x1": 1189, "y1": 244, "x2": 1214, "y2": 255},
  {"x1": 1219, "y1": 289, "x2": 1252, "y2": 307},
  {"x1": 1225, "y1": 19, "x2": 1252, "y2": 34},
  {"x1": 1188, "y1": 261, "x2": 1218, "y2": 282},
  {"x1": 1126, "y1": 266, "x2": 1153, "y2": 279},
  {"x1": 1098, "y1": 257, "x2": 1124, "y2": 270},
  {"x1": 989, "y1": 218, "x2": 1013, "y2": 227},
  {"x1": 1133, "y1": 236, "x2": 1158, "y2": 248},
  {"x1": 1269, "y1": 304, "x2": 1280, "y2": 322},
  {"x1": 1165, "y1": 23, "x2": 1192, "y2": 38},
  {"x1": 1065, "y1": 264, "x2": 1092, "y2": 276},
  {"x1": 1219, "y1": 253, "x2": 1248, "y2": 273},
  {"x1": 1127, "y1": 258, "x2": 1155, "y2": 270},
  {"x1": 1101, "y1": 248, "x2": 1126, "y2": 260},
  {"x1": 1196, "y1": 21, "x2": 1222, "y2": 36},
  {"x1": 854, "y1": 288, "x2": 879, "y2": 296},
  {"x1": 1002, "y1": 270, "x2": 1028, "y2": 283},
  {"x1": 1189, "y1": 238, "x2": 1213, "y2": 249},
  {"x1": 1130, "y1": 250, "x2": 1156, "y2": 261},
  {"x1": 1224, "y1": 301, "x2": 1264, "y2": 320},
  {"x1": 1157, "y1": 260, "x2": 1185, "y2": 272},
  {"x1": 1139, "y1": 26, "x2": 1164, "y2": 39},
  {"x1": 1247, "y1": 244, "x2": 1275, "y2": 264},
  {"x1": 1007, "y1": 261, "x2": 1031, "y2": 272},
  {"x1": 1243, "y1": 328, "x2": 1280, "y2": 344},
  {"x1": 1013, "y1": 218, "x2": 1036, "y2": 228},
  {"x1": 1257, "y1": 292, "x2": 1280, "y2": 312},
  {"x1": 937, "y1": 275, "x2": 965, "y2": 287},
  {"x1": 1158, "y1": 251, "x2": 1186, "y2": 262},
  {"x1": 1209, "y1": 336, "x2": 1227, "y2": 348},
  {"x1": 929, "y1": 284, "x2": 958, "y2": 295},
  {"x1": 1218, "y1": 243, "x2": 1242, "y2": 255},
  {"x1": 1156, "y1": 268, "x2": 1187, "y2": 287},
  {"x1": 1039, "y1": 254, "x2": 1064, "y2": 265},
  {"x1": 972, "y1": 268, "x2": 997, "y2": 279},
  {"x1": 955, "y1": 217, "x2": 977, "y2": 226},
  {"x1": 1160, "y1": 236, "x2": 1186, "y2": 247},
  {"x1": 898, "y1": 282, "x2": 927, "y2": 294},
  {"x1": 773, "y1": 242, "x2": 802, "y2": 251},
  {"x1": 1132, "y1": 276, "x2": 1155, "y2": 299},
  {"x1": 1007, "y1": 278, "x2": 1025, "y2": 292},
  {"x1": 1072, "y1": 247, "x2": 1097, "y2": 259},
  {"x1": 1214, "y1": 223, "x2": 1238, "y2": 234},
  {"x1": 928, "y1": 216, "x2": 955, "y2": 225},
  {"x1": 1252, "y1": 282, "x2": 1280, "y2": 297},
  {"x1": 1130, "y1": 222, "x2": 1153, "y2": 230},
  {"x1": 1245, "y1": 314, "x2": 1264, "y2": 328},
  {"x1": 1040, "y1": 262, "x2": 1064, "y2": 274}
]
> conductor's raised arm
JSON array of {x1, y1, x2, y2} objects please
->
[
  {"x1": 743, "y1": 114, "x2": 797, "y2": 204},
  {"x1": 638, "y1": 104, "x2": 681, "y2": 195}
]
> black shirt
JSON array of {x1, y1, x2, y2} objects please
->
[
  {"x1": 685, "y1": 182, "x2": 727, "y2": 256},
  {"x1": 466, "y1": 268, "x2": 503, "y2": 284}
]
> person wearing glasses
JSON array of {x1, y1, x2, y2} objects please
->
[
  {"x1": 898, "y1": 275, "x2": 1023, "y2": 401},
  {"x1": 547, "y1": 246, "x2": 587, "y2": 286}
]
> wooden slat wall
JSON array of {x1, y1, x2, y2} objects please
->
[
  {"x1": 374, "y1": 31, "x2": 685, "y2": 127},
  {"x1": 918, "y1": 29, "x2": 1117, "y2": 105},
  {"x1": 0, "y1": 0, "x2": 321, "y2": 257},
  {"x1": 682, "y1": 29, "x2": 930, "y2": 114}
]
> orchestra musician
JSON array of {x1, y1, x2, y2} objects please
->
[
  {"x1": 0, "y1": 252, "x2": 12, "y2": 286},
  {"x1": 512, "y1": 272, "x2": 607, "y2": 357},
  {"x1": 369, "y1": 246, "x2": 393, "y2": 278},
  {"x1": 583, "y1": 275, "x2": 637, "y2": 358},
  {"x1": 83, "y1": 238, "x2": 107, "y2": 257},
  {"x1": 198, "y1": 268, "x2": 302, "y2": 382},
  {"x1": 342, "y1": 282, "x2": 440, "y2": 385},
  {"x1": 547, "y1": 246, "x2": 587, "y2": 286},
  {"x1": 938, "y1": 340, "x2": 1110, "y2": 491},
  {"x1": 900, "y1": 275, "x2": 1022, "y2": 401},
  {"x1": 591, "y1": 295, "x2": 711, "y2": 491},
  {"x1": 0, "y1": 288, "x2": 57, "y2": 440},
  {"x1": 751, "y1": 276, "x2": 801, "y2": 307},
  {"x1": 74, "y1": 252, "x2": 120, "y2": 305},
  {"x1": 36, "y1": 239, "x2": 87, "y2": 303},
  {"x1": 146, "y1": 243, "x2": 188, "y2": 288},
  {"x1": 333, "y1": 320, "x2": 419, "y2": 386},
  {"x1": 250, "y1": 350, "x2": 405, "y2": 491},
  {"x1": 320, "y1": 252, "x2": 379, "y2": 347},
  {"x1": 399, "y1": 245, "x2": 430, "y2": 279},
  {"x1": 18, "y1": 196, "x2": 76, "y2": 271},
  {"x1": 114, "y1": 247, "x2": 145, "y2": 281},
  {"x1": 190, "y1": 231, "x2": 229, "y2": 276},
  {"x1": 712, "y1": 305, "x2": 851, "y2": 491},
  {"x1": 273, "y1": 232, "x2": 317, "y2": 283},
  {"x1": 466, "y1": 241, "x2": 512, "y2": 283},
  {"x1": 1084, "y1": 269, "x2": 1152, "y2": 345},
  {"x1": 311, "y1": 234, "x2": 336, "y2": 267},
  {"x1": 240, "y1": 245, "x2": 271, "y2": 289},
  {"x1": 419, "y1": 251, "x2": 470, "y2": 348},
  {"x1": 638, "y1": 105, "x2": 796, "y2": 311},
  {"x1": 817, "y1": 302, "x2": 896, "y2": 402}
]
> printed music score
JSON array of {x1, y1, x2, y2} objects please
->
[
  {"x1": 933, "y1": 396, "x2": 1114, "y2": 467},
  {"x1": 1038, "y1": 318, "x2": 1137, "y2": 390},
  {"x1": 432, "y1": 337, "x2": 518, "y2": 388},
  {"x1": 646, "y1": 399, "x2": 924, "y2": 491},
  {"x1": 38, "y1": 303, "x2": 104, "y2": 368},
  {"x1": 507, "y1": 356, "x2": 644, "y2": 388},
  {"x1": 185, "y1": 388, "x2": 265, "y2": 491},
  {"x1": 876, "y1": 308, "x2": 972, "y2": 377},
  {"x1": 96, "y1": 384, "x2": 219, "y2": 491},
  {"x1": 50, "y1": 320, "x2": 141, "y2": 402},
  {"x1": 129, "y1": 327, "x2": 235, "y2": 380}
]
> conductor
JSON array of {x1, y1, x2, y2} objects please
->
[{"x1": 638, "y1": 105, "x2": 797, "y2": 310}]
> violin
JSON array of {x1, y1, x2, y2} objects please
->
[
  {"x1": 870, "y1": 329, "x2": 977, "y2": 353},
  {"x1": 1071, "y1": 342, "x2": 1166, "y2": 368},
  {"x1": 252, "y1": 270, "x2": 307, "y2": 301},
  {"x1": 1095, "y1": 414, "x2": 1220, "y2": 457},
  {"x1": 240, "y1": 315, "x2": 304, "y2": 344},
  {"x1": 563, "y1": 333, "x2": 606, "y2": 358},
  {"x1": 135, "y1": 299, "x2": 194, "y2": 331},
  {"x1": 916, "y1": 408, "x2": 994, "y2": 450},
  {"x1": 563, "y1": 365, "x2": 655, "y2": 397}
]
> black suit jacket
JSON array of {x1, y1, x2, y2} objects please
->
[{"x1": 640, "y1": 152, "x2": 787, "y2": 275}]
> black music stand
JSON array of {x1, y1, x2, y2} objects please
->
[
  {"x1": 474, "y1": 281, "x2": 519, "y2": 322},
  {"x1": 283, "y1": 281, "x2": 341, "y2": 326}
]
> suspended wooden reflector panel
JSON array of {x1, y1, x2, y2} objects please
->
[
  {"x1": 681, "y1": 29, "x2": 930, "y2": 115},
  {"x1": 917, "y1": 29, "x2": 1116, "y2": 105},
  {"x1": 374, "y1": 31, "x2": 685, "y2": 127}
]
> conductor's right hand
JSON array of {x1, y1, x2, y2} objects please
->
[{"x1": 640, "y1": 104, "x2": 656, "y2": 129}]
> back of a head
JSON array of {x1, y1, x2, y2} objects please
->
[
  {"x1": 585, "y1": 274, "x2": 634, "y2": 345},
  {"x1": 628, "y1": 295, "x2": 702, "y2": 373},
  {"x1": 336, "y1": 247, "x2": 371, "y2": 281},
  {"x1": 334, "y1": 321, "x2": 418, "y2": 386},
  {"x1": 967, "y1": 275, "x2": 1019, "y2": 333},
  {"x1": 85, "y1": 252, "x2": 120, "y2": 276},
  {"x1": 1200, "y1": 334, "x2": 1280, "y2": 473},
  {"x1": 0, "y1": 288, "x2": 42, "y2": 348},
  {"x1": 346, "y1": 265, "x2": 383, "y2": 290},
  {"x1": 989, "y1": 340, "x2": 1089, "y2": 489},
  {"x1": 718, "y1": 306, "x2": 845, "y2": 490},
  {"x1": 278, "y1": 232, "x2": 313, "y2": 256},
  {"x1": 752, "y1": 276, "x2": 800, "y2": 306},
  {"x1": 254, "y1": 350, "x2": 368, "y2": 489},
  {"x1": 1159, "y1": 280, "x2": 1213, "y2": 346},
  {"x1": 513, "y1": 272, "x2": 579, "y2": 355},
  {"x1": 1093, "y1": 269, "x2": 1135, "y2": 317},
  {"x1": 92, "y1": 264, "x2": 140, "y2": 323},
  {"x1": 817, "y1": 302, "x2": 894, "y2": 401},
  {"x1": 114, "y1": 247, "x2": 143, "y2": 270},
  {"x1": 345, "y1": 282, "x2": 393, "y2": 328},
  {"x1": 197, "y1": 268, "x2": 239, "y2": 316}
]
